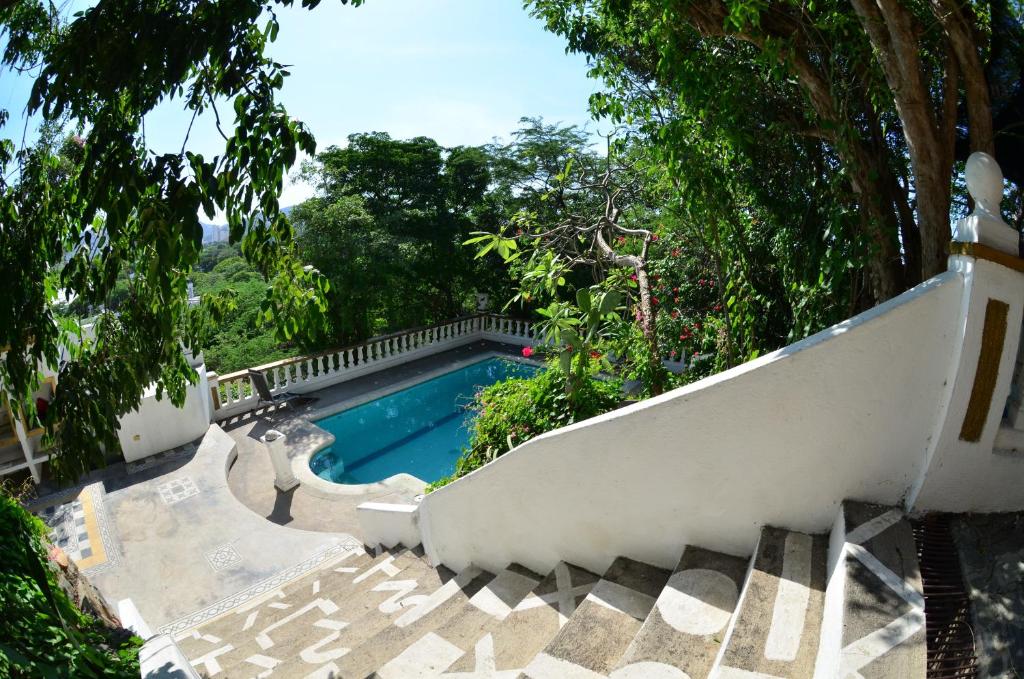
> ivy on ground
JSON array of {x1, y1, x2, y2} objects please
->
[{"x1": 0, "y1": 489, "x2": 141, "y2": 678}]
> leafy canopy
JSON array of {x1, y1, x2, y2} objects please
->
[{"x1": 0, "y1": 1, "x2": 363, "y2": 481}]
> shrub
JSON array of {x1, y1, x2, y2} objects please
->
[
  {"x1": 429, "y1": 365, "x2": 620, "y2": 490},
  {"x1": 0, "y1": 489, "x2": 141, "y2": 678}
]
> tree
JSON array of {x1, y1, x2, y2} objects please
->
[
  {"x1": 294, "y1": 133, "x2": 496, "y2": 341},
  {"x1": 530, "y1": 0, "x2": 1024, "y2": 303},
  {"x1": 1, "y1": 1, "x2": 345, "y2": 481}
]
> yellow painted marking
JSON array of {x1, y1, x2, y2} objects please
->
[{"x1": 73, "y1": 489, "x2": 108, "y2": 570}]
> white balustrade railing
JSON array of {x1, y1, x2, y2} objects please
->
[
  {"x1": 209, "y1": 314, "x2": 535, "y2": 421},
  {"x1": 206, "y1": 313, "x2": 700, "y2": 420}
]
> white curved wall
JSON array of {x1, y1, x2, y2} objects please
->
[
  {"x1": 419, "y1": 273, "x2": 966, "y2": 576},
  {"x1": 117, "y1": 365, "x2": 211, "y2": 463}
]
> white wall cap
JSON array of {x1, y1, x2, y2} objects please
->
[{"x1": 357, "y1": 502, "x2": 419, "y2": 514}]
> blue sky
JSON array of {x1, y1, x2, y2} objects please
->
[{"x1": 2, "y1": 0, "x2": 601, "y2": 217}]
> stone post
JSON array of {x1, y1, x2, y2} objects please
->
[{"x1": 260, "y1": 429, "x2": 299, "y2": 492}]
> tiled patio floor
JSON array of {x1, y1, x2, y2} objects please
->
[
  {"x1": 22, "y1": 340, "x2": 525, "y2": 635},
  {"x1": 29, "y1": 428, "x2": 354, "y2": 632}
]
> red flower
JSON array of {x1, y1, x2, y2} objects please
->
[
  {"x1": 522, "y1": 346, "x2": 534, "y2": 358},
  {"x1": 652, "y1": 296, "x2": 659, "y2": 305},
  {"x1": 651, "y1": 234, "x2": 660, "y2": 241},
  {"x1": 673, "y1": 287, "x2": 679, "y2": 293},
  {"x1": 671, "y1": 248, "x2": 681, "y2": 257},
  {"x1": 698, "y1": 278, "x2": 706, "y2": 286},
  {"x1": 590, "y1": 350, "x2": 601, "y2": 359},
  {"x1": 713, "y1": 304, "x2": 723, "y2": 312},
  {"x1": 566, "y1": 344, "x2": 574, "y2": 353},
  {"x1": 630, "y1": 273, "x2": 638, "y2": 281},
  {"x1": 670, "y1": 310, "x2": 679, "y2": 319},
  {"x1": 695, "y1": 322, "x2": 702, "y2": 329},
  {"x1": 670, "y1": 350, "x2": 677, "y2": 358}
]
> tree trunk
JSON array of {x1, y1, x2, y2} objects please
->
[{"x1": 634, "y1": 263, "x2": 664, "y2": 396}]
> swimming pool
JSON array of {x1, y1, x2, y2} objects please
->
[{"x1": 309, "y1": 357, "x2": 539, "y2": 485}]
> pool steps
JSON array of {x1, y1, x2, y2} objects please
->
[{"x1": 172, "y1": 499, "x2": 926, "y2": 678}]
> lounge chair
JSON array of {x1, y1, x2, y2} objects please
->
[{"x1": 249, "y1": 370, "x2": 299, "y2": 412}]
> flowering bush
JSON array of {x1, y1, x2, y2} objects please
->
[{"x1": 427, "y1": 366, "x2": 620, "y2": 490}]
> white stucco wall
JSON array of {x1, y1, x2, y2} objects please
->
[
  {"x1": 910, "y1": 257, "x2": 1024, "y2": 511},
  {"x1": 117, "y1": 365, "x2": 211, "y2": 463},
  {"x1": 419, "y1": 273, "x2": 966, "y2": 576},
  {"x1": 357, "y1": 502, "x2": 421, "y2": 550}
]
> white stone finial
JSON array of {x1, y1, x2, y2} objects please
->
[
  {"x1": 953, "y1": 152, "x2": 1018, "y2": 255},
  {"x1": 965, "y1": 152, "x2": 1004, "y2": 218}
]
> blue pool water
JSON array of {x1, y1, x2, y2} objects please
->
[{"x1": 309, "y1": 357, "x2": 539, "y2": 484}]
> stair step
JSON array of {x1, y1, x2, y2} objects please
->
[
  {"x1": 819, "y1": 501, "x2": 925, "y2": 678},
  {"x1": 614, "y1": 546, "x2": 749, "y2": 679},
  {"x1": 710, "y1": 527, "x2": 827, "y2": 679},
  {"x1": 522, "y1": 557, "x2": 671, "y2": 678},
  {"x1": 334, "y1": 563, "x2": 496, "y2": 677},
  {"x1": 435, "y1": 561, "x2": 600, "y2": 677},
  {"x1": 182, "y1": 547, "x2": 429, "y2": 678}
]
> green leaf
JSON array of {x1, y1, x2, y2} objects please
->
[{"x1": 576, "y1": 288, "x2": 591, "y2": 313}]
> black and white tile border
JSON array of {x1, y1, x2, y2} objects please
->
[
  {"x1": 159, "y1": 538, "x2": 364, "y2": 636},
  {"x1": 39, "y1": 498, "x2": 85, "y2": 558},
  {"x1": 126, "y1": 440, "x2": 200, "y2": 475},
  {"x1": 82, "y1": 482, "x2": 122, "y2": 575}
]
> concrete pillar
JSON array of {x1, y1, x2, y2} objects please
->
[{"x1": 260, "y1": 429, "x2": 299, "y2": 492}]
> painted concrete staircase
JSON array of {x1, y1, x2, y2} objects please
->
[{"x1": 175, "y1": 501, "x2": 926, "y2": 678}]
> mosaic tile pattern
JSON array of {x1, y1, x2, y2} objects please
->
[
  {"x1": 206, "y1": 544, "x2": 243, "y2": 572},
  {"x1": 40, "y1": 498, "x2": 88, "y2": 558},
  {"x1": 35, "y1": 483, "x2": 119, "y2": 574},
  {"x1": 157, "y1": 476, "x2": 200, "y2": 505},
  {"x1": 82, "y1": 483, "x2": 121, "y2": 575},
  {"x1": 125, "y1": 440, "x2": 199, "y2": 474}
]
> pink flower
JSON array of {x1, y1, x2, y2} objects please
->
[
  {"x1": 630, "y1": 273, "x2": 638, "y2": 281},
  {"x1": 670, "y1": 310, "x2": 679, "y2": 319},
  {"x1": 651, "y1": 234, "x2": 660, "y2": 241},
  {"x1": 670, "y1": 350, "x2": 677, "y2": 358},
  {"x1": 522, "y1": 347, "x2": 534, "y2": 358}
]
